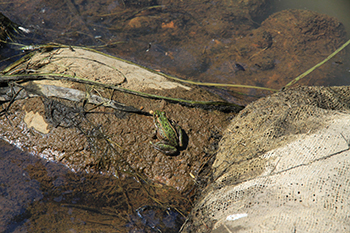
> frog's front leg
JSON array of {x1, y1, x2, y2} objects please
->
[{"x1": 151, "y1": 141, "x2": 178, "y2": 155}]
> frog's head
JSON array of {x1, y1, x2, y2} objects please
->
[{"x1": 153, "y1": 110, "x2": 166, "y2": 118}]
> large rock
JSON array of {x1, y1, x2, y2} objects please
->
[{"x1": 0, "y1": 47, "x2": 240, "y2": 193}]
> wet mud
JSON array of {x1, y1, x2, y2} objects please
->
[
  {"x1": 1, "y1": 83, "x2": 231, "y2": 193},
  {"x1": 0, "y1": 51, "x2": 233, "y2": 231}
]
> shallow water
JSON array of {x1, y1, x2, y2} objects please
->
[
  {"x1": 1, "y1": 0, "x2": 350, "y2": 90},
  {"x1": 271, "y1": 0, "x2": 350, "y2": 87},
  {"x1": 0, "y1": 139, "x2": 188, "y2": 232},
  {"x1": 273, "y1": 0, "x2": 350, "y2": 34}
]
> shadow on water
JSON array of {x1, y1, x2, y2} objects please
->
[{"x1": 0, "y1": 139, "x2": 187, "y2": 232}]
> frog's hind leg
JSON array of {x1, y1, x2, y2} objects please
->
[{"x1": 151, "y1": 141, "x2": 177, "y2": 155}]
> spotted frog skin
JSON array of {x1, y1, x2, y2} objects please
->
[{"x1": 151, "y1": 110, "x2": 183, "y2": 155}]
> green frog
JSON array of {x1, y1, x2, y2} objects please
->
[{"x1": 151, "y1": 110, "x2": 183, "y2": 155}]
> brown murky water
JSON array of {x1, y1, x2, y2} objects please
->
[
  {"x1": 0, "y1": 139, "x2": 190, "y2": 232},
  {"x1": 1, "y1": 0, "x2": 350, "y2": 232},
  {"x1": 1, "y1": 0, "x2": 350, "y2": 98}
]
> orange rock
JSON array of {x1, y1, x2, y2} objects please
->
[{"x1": 161, "y1": 21, "x2": 176, "y2": 29}]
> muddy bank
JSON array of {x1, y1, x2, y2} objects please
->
[
  {"x1": 0, "y1": 46, "x2": 241, "y2": 231},
  {"x1": 0, "y1": 47, "x2": 241, "y2": 194}
]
